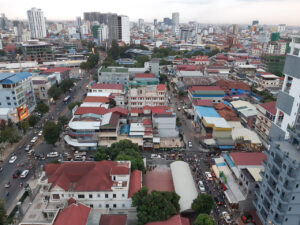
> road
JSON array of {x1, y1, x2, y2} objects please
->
[{"x1": 0, "y1": 75, "x2": 90, "y2": 212}]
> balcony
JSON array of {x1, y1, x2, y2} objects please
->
[
  {"x1": 262, "y1": 159, "x2": 268, "y2": 168},
  {"x1": 274, "y1": 215, "x2": 284, "y2": 224}
]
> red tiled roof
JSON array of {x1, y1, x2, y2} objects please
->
[
  {"x1": 128, "y1": 170, "x2": 142, "y2": 198},
  {"x1": 143, "y1": 119, "x2": 152, "y2": 125},
  {"x1": 99, "y1": 215, "x2": 127, "y2": 225},
  {"x1": 135, "y1": 73, "x2": 155, "y2": 78},
  {"x1": 176, "y1": 65, "x2": 199, "y2": 71},
  {"x1": 111, "y1": 165, "x2": 130, "y2": 175},
  {"x1": 44, "y1": 67, "x2": 71, "y2": 74},
  {"x1": 143, "y1": 106, "x2": 151, "y2": 110},
  {"x1": 45, "y1": 161, "x2": 130, "y2": 191},
  {"x1": 192, "y1": 100, "x2": 213, "y2": 107},
  {"x1": 3, "y1": 44, "x2": 16, "y2": 52},
  {"x1": 130, "y1": 108, "x2": 143, "y2": 114},
  {"x1": 75, "y1": 107, "x2": 108, "y2": 115},
  {"x1": 83, "y1": 96, "x2": 110, "y2": 103},
  {"x1": 53, "y1": 203, "x2": 90, "y2": 225},
  {"x1": 151, "y1": 106, "x2": 172, "y2": 115},
  {"x1": 108, "y1": 106, "x2": 128, "y2": 116},
  {"x1": 146, "y1": 215, "x2": 190, "y2": 225},
  {"x1": 91, "y1": 83, "x2": 124, "y2": 90},
  {"x1": 230, "y1": 152, "x2": 267, "y2": 166},
  {"x1": 67, "y1": 198, "x2": 76, "y2": 206},
  {"x1": 259, "y1": 101, "x2": 277, "y2": 115},
  {"x1": 216, "y1": 79, "x2": 250, "y2": 92},
  {"x1": 189, "y1": 86, "x2": 223, "y2": 92},
  {"x1": 157, "y1": 84, "x2": 166, "y2": 91}
]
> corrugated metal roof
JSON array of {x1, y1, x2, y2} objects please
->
[{"x1": 0, "y1": 72, "x2": 32, "y2": 84}]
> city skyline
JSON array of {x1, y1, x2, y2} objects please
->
[{"x1": 1, "y1": 0, "x2": 300, "y2": 26}]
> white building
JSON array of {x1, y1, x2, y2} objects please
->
[
  {"x1": 118, "y1": 16, "x2": 130, "y2": 44},
  {"x1": 0, "y1": 39, "x2": 2, "y2": 50},
  {"x1": 98, "y1": 24, "x2": 108, "y2": 45},
  {"x1": 128, "y1": 84, "x2": 167, "y2": 109},
  {"x1": 152, "y1": 106, "x2": 178, "y2": 137},
  {"x1": 278, "y1": 24, "x2": 286, "y2": 33},
  {"x1": 80, "y1": 24, "x2": 89, "y2": 35},
  {"x1": 262, "y1": 41, "x2": 286, "y2": 55},
  {"x1": 27, "y1": 8, "x2": 47, "y2": 39},
  {"x1": 38, "y1": 161, "x2": 142, "y2": 211}
]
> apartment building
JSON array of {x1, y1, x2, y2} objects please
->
[
  {"x1": 0, "y1": 72, "x2": 36, "y2": 122},
  {"x1": 188, "y1": 86, "x2": 225, "y2": 103},
  {"x1": 98, "y1": 67, "x2": 129, "y2": 87},
  {"x1": 128, "y1": 84, "x2": 167, "y2": 109},
  {"x1": 254, "y1": 72, "x2": 280, "y2": 89},
  {"x1": 254, "y1": 36, "x2": 300, "y2": 225},
  {"x1": 21, "y1": 40, "x2": 54, "y2": 63},
  {"x1": 32, "y1": 76, "x2": 53, "y2": 103},
  {"x1": 262, "y1": 41, "x2": 286, "y2": 55},
  {"x1": 38, "y1": 161, "x2": 142, "y2": 215}
]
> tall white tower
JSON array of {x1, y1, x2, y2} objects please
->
[
  {"x1": 27, "y1": 8, "x2": 47, "y2": 39},
  {"x1": 118, "y1": 15, "x2": 130, "y2": 44}
]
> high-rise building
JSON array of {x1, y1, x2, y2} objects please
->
[
  {"x1": 138, "y1": 18, "x2": 144, "y2": 29},
  {"x1": 254, "y1": 36, "x2": 300, "y2": 225},
  {"x1": 154, "y1": 19, "x2": 157, "y2": 27},
  {"x1": 180, "y1": 27, "x2": 189, "y2": 43},
  {"x1": 27, "y1": 8, "x2": 46, "y2": 39},
  {"x1": 233, "y1": 24, "x2": 238, "y2": 35},
  {"x1": 278, "y1": 24, "x2": 286, "y2": 33},
  {"x1": 252, "y1": 20, "x2": 259, "y2": 26},
  {"x1": 98, "y1": 24, "x2": 108, "y2": 45},
  {"x1": 0, "y1": 13, "x2": 9, "y2": 31},
  {"x1": 0, "y1": 39, "x2": 2, "y2": 50},
  {"x1": 76, "y1": 16, "x2": 82, "y2": 28},
  {"x1": 83, "y1": 12, "x2": 101, "y2": 22},
  {"x1": 163, "y1": 17, "x2": 172, "y2": 26},
  {"x1": 172, "y1": 12, "x2": 179, "y2": 26},
  {"x1": 118, "y1": 15, "x2": 130, "y2": 44}
]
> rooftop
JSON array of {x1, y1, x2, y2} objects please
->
[
  {"x1": 99, "y1": 215, "x2": 127, "y2": 225},
  {"x1": 0, "y1": 72, "x2": 32, "y2": 84},
  {"x1": 146, "y1": 215, "x2": 190, "y2": 225},
  {"x1": 53, "y1": 203, "x2": 90, "y2": 225},
  {"x1": 100, "y1": 67, "x2": 129, "y2": 73},
  {"x1": 259, "y1": 101, "x2": 277, "y2": 115},
  {"x1": 44, "y1": 67, "x2": 71, "y2": 74},
  {"x1": 75, "y1": 107, "x2": 108, "y2": 115},
  {"x1": 195, "y1": 106, "x2": 220, "y2": 118},
  {"x1": 230, "y1": 152, "x2": 266, "y2": 166},
  {"x1": 91, "y1": 83, "x2": 124, "y2": 90},
  {"x1": 83, "y1": 96, "x2": 110, "y2": 103},
  {"x1": 135, "y1": 73, "x2": 155, "y2": 78}
]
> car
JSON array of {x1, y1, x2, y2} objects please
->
[
  {"x1": 0, "y1": 167, "x2": 2, "y2": 172},
  {"x1": 188, "y1": 141, "x2": 192, "y2": 148},
  {"x1": 177, "y1": 107, "x2": 181, "y2": 111},
  {"x1": 4, "y1": 182, "x2": 10, "y2": 188},
  {"x1": 9, "y1": 156, "x2": 17, "y2": 164},
  {"x1": 38, "y1": 130, "x2": 43, "y2": 136},
  {"x1": 31, "y1": 136, "x2": 38, "y2": 143},
  {"x1": 27, "y1": 149, "x2": 35, "y2": 156},
  {"x1": 205, "y1": 172, "x2": 213, "y2": 180},
  {"x1": 25, "y1": 145, "x2": 31, "y2": 152},
  {"x1": 12, "y1": 169, "x2": 21, "y2": 178},
  {"x1": 27, "y1": 163, "x2": 33, "y2": 169},
  {"x1": 214, "y1": 196, "x2": 225, "y2": 205},
  {"x1": 47, "y1": 152, "x2": 59, "y2": 158},
  {"x1": 198, "y1": 180, "x2": 205, "y2": 192},
  {"x1": 20, "y1": 170, "x2": 29, "y2": 178},
  {"x1": 222, "y1": 211, "x2": 232, "y2": 224},
  {"x1": 151, "y1": 154, "x2": 161, "y2": 159}
]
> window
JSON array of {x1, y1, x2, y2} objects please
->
[
  {"x1": 113, "y1": 176, "x2": 116, "y2": 181},
  {"x1": 98, "y1": 204, "x2": 102, "y2": 208},
  {"x1": 288, "y1": 207, "x2": 291, "y2": 211},
  {"x1": 13, "y1": 97, "x2": 16, "y2": 100},
  {"x1": 7, "y1": 102, "x2": 11, "y2": 105},
  {"x1": 78, "y1": 194, "x2": 85, "y2": 199},
  {"x1": 52, "y1": 194, "x2": 60, "y2": 199},
  {"x1": 113, "y1": 194, "x2": 116, "y2": 198},
  {"x1": 296, "y1": 184, "x2": 299, "y2": 188},
  {"x1": 89, "y1": 194, "x2": 93, "y2": 199},
  {"x1": 122, "y1": 194, "x2": 125, "y2": 197},
  {"x1": 61, "y1": 194, "x2": 64, "y2": 198},
  {"x1": 106, "y1": 204, "x2": 109, "y2": 208},
  {"x1": 113, "y1": 204, "x2": 117, "y2": 208},
  {"x1": 97, "y1": 194, "x2": 100, "y2": 198},
  {"x1": 6, "y1": 97, "x2": 10, "y2": 100},
  {"x1": 282, "y1": 164, "x2": 286, "y2": 170},
  {"x1": 292, "y1": 196, "x2": 295, "y2": 200},
  {"x1": 11, "y1": 91, "x2": 15, "y2": 94},
  {"x1": 90, "y1": 204, "x2": 93, "y2": 208},
  {"x1": 122, "y1": 204, "x2": 125, "y2": 208},
  {"x1": 105, "y1": 194, "x2": 108, "y2": 198},
  {"x1": 293, "y1": 48, "x2": 299, "y2": 56},
  {"x1": 285, "y1": 218, "x2": 288, "y2": 222}
]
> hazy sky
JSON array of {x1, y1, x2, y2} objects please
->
[{"x1": 1, "y1": 0, "x2": 300, "y2": 25}]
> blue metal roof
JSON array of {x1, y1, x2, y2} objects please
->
[
  {"x1": 0, "y1": 72, "x2": 32, "y2": 84},
  {"x1": 194, "y1": 106, "x2": 220, "y2": 118}
]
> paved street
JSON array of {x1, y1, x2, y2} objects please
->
[{"x1": 0, "y1": 75, "x2": 90, "y2": 212}]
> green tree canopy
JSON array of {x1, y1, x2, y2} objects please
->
[
  {"x1": 58, "y1": 116, "x2": 69, "y2": 126},
  {"x1": 0, "y1": 201, "x2": 7, "y2": 225},
  {"x1": 28, "y1": 115, "x2": 40, "y2": 127},
  {"x1": 192, "y1": 194, "x2": 215, "y2": 214},
  {"x1": 102, "y1": 56, "x2": 117, "y2": 67},
  {"x1": 132, "y1": 187, "x2": 180, "y2": 225},
  {"x1": 47, "y1": 86, "x2": 62, "y2": 100},
  {"x1": 60, "y1": 79, "x2": 74, "y2": 93},
  {"x1": 36, "y1": 102, "x2": 49, "y2": 114},
  {"x1": 109, "y1": 98, "x2": 116, "y2": 108},
  {"x1": 108, "y1": 40, "x2": 120, "y2": 60},
  {"x1": 193, "y1": 214, "x2": 215, "y2": 225},
  {"x1": 135, "y1": 55, "x2": 149, "y2": 67},
  {"x1": 43, "y1": 122, "x2": 62, "y2": 145},
  {"x1": 68, "y1": 101, "x2": 81, "y2": 111},
  {"x1": 0, "y1": 127, "x2": 21, "y2": 143}
]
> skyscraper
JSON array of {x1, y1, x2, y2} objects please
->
[
  {"x1": 180, "y1": 27, "x2": 189, "y2": 43},
  {"x1": 27, "y1": 8, "x2": 46, "y2": 39},
  {"x1": 76, "y1": 16, "x2": 82, "y2": 28},
  {"x1": 154, "y1": 19, "x2": 157, "y2": 27},
  {"x1": 138, "y1": 18, "x2": 144, "y2": 29},
  {"x1": 163, "y1": 17, "x2": 172, "y2": 26},
  {"x1": 172, "y1": 12, "x2": 179, "y2": 35},
  {"x1": 0, "y1": 14, "x2": 9, "y2": 31},
  {"x1": 254, "y1": 36, "x2": 300, "y2": 225},
  {"x1": 233, "y1": 24, "x2": 238, "y2": 35},
  {"x1": 118, "y1": 15, "x2": 130, "y2": 44}
]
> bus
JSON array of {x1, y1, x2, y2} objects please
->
[{"x1": 63, "y1": 96, "x2": 71, "y2": 104}]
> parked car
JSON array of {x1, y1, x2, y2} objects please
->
[
  {"x1": 0, "y1": 167, "x2": 2, "y2": 172},
  {"x1": 4, "y1": 181, "x2": 10, "y2": 188},
  {"x1": 151, "y1": 154, "x2": 161, "y2": 159},
  {"x1": 198, "y1": 180, "x2": 205, "y2": 192},
  {"x1": 38, "y1": 130, "x2": 43, "y2": 136},
  {"x1": 27, "y1": 149, "x2": 35, "y2": 156},
  {"x1": 205, "y1": 172, "x2": 213, "y2": 180},
  {"x1": 9, "y1": 156, "x2": 17, "y2": 164},
  {"x1": 214, "y1": 196, "x2": 225, "y2": 205},
  {"x1": 47, "y1": 152, "x2": 59, "y2": 158},
  {"x1": 12, "y1": 169, "x2": 21, "y2": 178},
  {"x1": 222, "y1": 211, "x2": 232, "y2": 224},
  {"x1": 25, "y1": 145, "x2": 31, "y2": 152},
  {"x1": 188, "y1": 141, "x2": 192, "y2": 148},
  {"x1": 20, "y1": 170, "x2": 29, "y2": 178},
  {"x1": 31, "y1": 136, "x2": 38, "y2": 143}
]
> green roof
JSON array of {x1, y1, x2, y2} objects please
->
[{"x1": 100, "y1": 67, "x2": 128, "y2": 73}]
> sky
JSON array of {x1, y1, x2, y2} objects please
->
[{"x1": 1, "y1": 0, "x2": 300, "y2": 26}]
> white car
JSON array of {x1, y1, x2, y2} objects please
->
[
  {"x1": 198, "y1": 180, "x2": 206, "y2": 192},
  {"x1": 20, "y1": 170, "x2": 29, "y2": 178},
  {"x1": 38, "y1": 131, "x2": 43, "y2": 136},
  {"x1": 25, "y1": 145, "x2": 31, "y2": 151},
  {"x1": 222, "y1": 211, "x2": 232, "y2": 224},
  {"x1": 47, "y1": 152, "x2": 59, "y2": 158},
  {"x1": 188, "y1": 141, "x2": 192, "y2": 148},
  {"x1": 205, "y1": 172, "x2": 213, "y2": 180},
  {"x1": 151, "y1": 154, "x2": 161, "y2": 159},
  {"x1": 31, "y1": 136, "x2": 38, "y2": 143},
  {"x1": 9, "y1": 156, "x2": 17, "y2": 164}
]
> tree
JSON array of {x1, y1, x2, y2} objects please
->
[
  {"x1": 36, "y1": 102, "x2": 50, "y2": 114},
  {"x1": 135, "y1": 55, "x2": 149, "y2": 67},
  {"x1": 18, "y1": 120, "x2": 29, "y2": 134},
  {"x1": 68, "y1": 101, "x2": 81, "y2": 111},
  {"x1": 60, "y1": 79, "x2": 74, "y2": 93},
  {"x1": 193, "y1": 214, "x2": 215, "y2": 225},
  {"x1": 109, "y1": 98, "x2": 116, "y2": 108},
  {"x1": 28, "y1": 115, "x2": 40, "y2": 127},
  {"x1": 0, "y1": 50, "x2": 6, "y2": 56},
  {"x1": 108, "y1": 40, "x2": 120, "y2": 60},
  {"x1": 192, "y1": 194, "x2": 215, "y2": 214},
  {"x1": 0, "y1": 120, "x2": 6, "y2": 131},
  {"x1": 43, "y1": 122, "x2": 62, "y2": 145},
  {"x1": 0, "y1": 201, "x2": 7, "y2": 225},
  {"x1": 132, "y1": 187, "x2": 180, "y2": 225},
  {"x1": 0, "y1": 127, "x2": 21, "y2": 143},
  {"x1": 102, "y1": 56, "x2": 116, "y2": 67},
  {"x1": 159, "y1": 59, "x2": 172, "y2": 66},
  {"x1": 58, "y1": 116, "x2": 69, "y2": 126},
  {"x1": 178, "y1": 90, "x2": 186, "y2": 97},
  {"x1": 48, "y1": 86, "x2": 62, "y2": 100}
]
